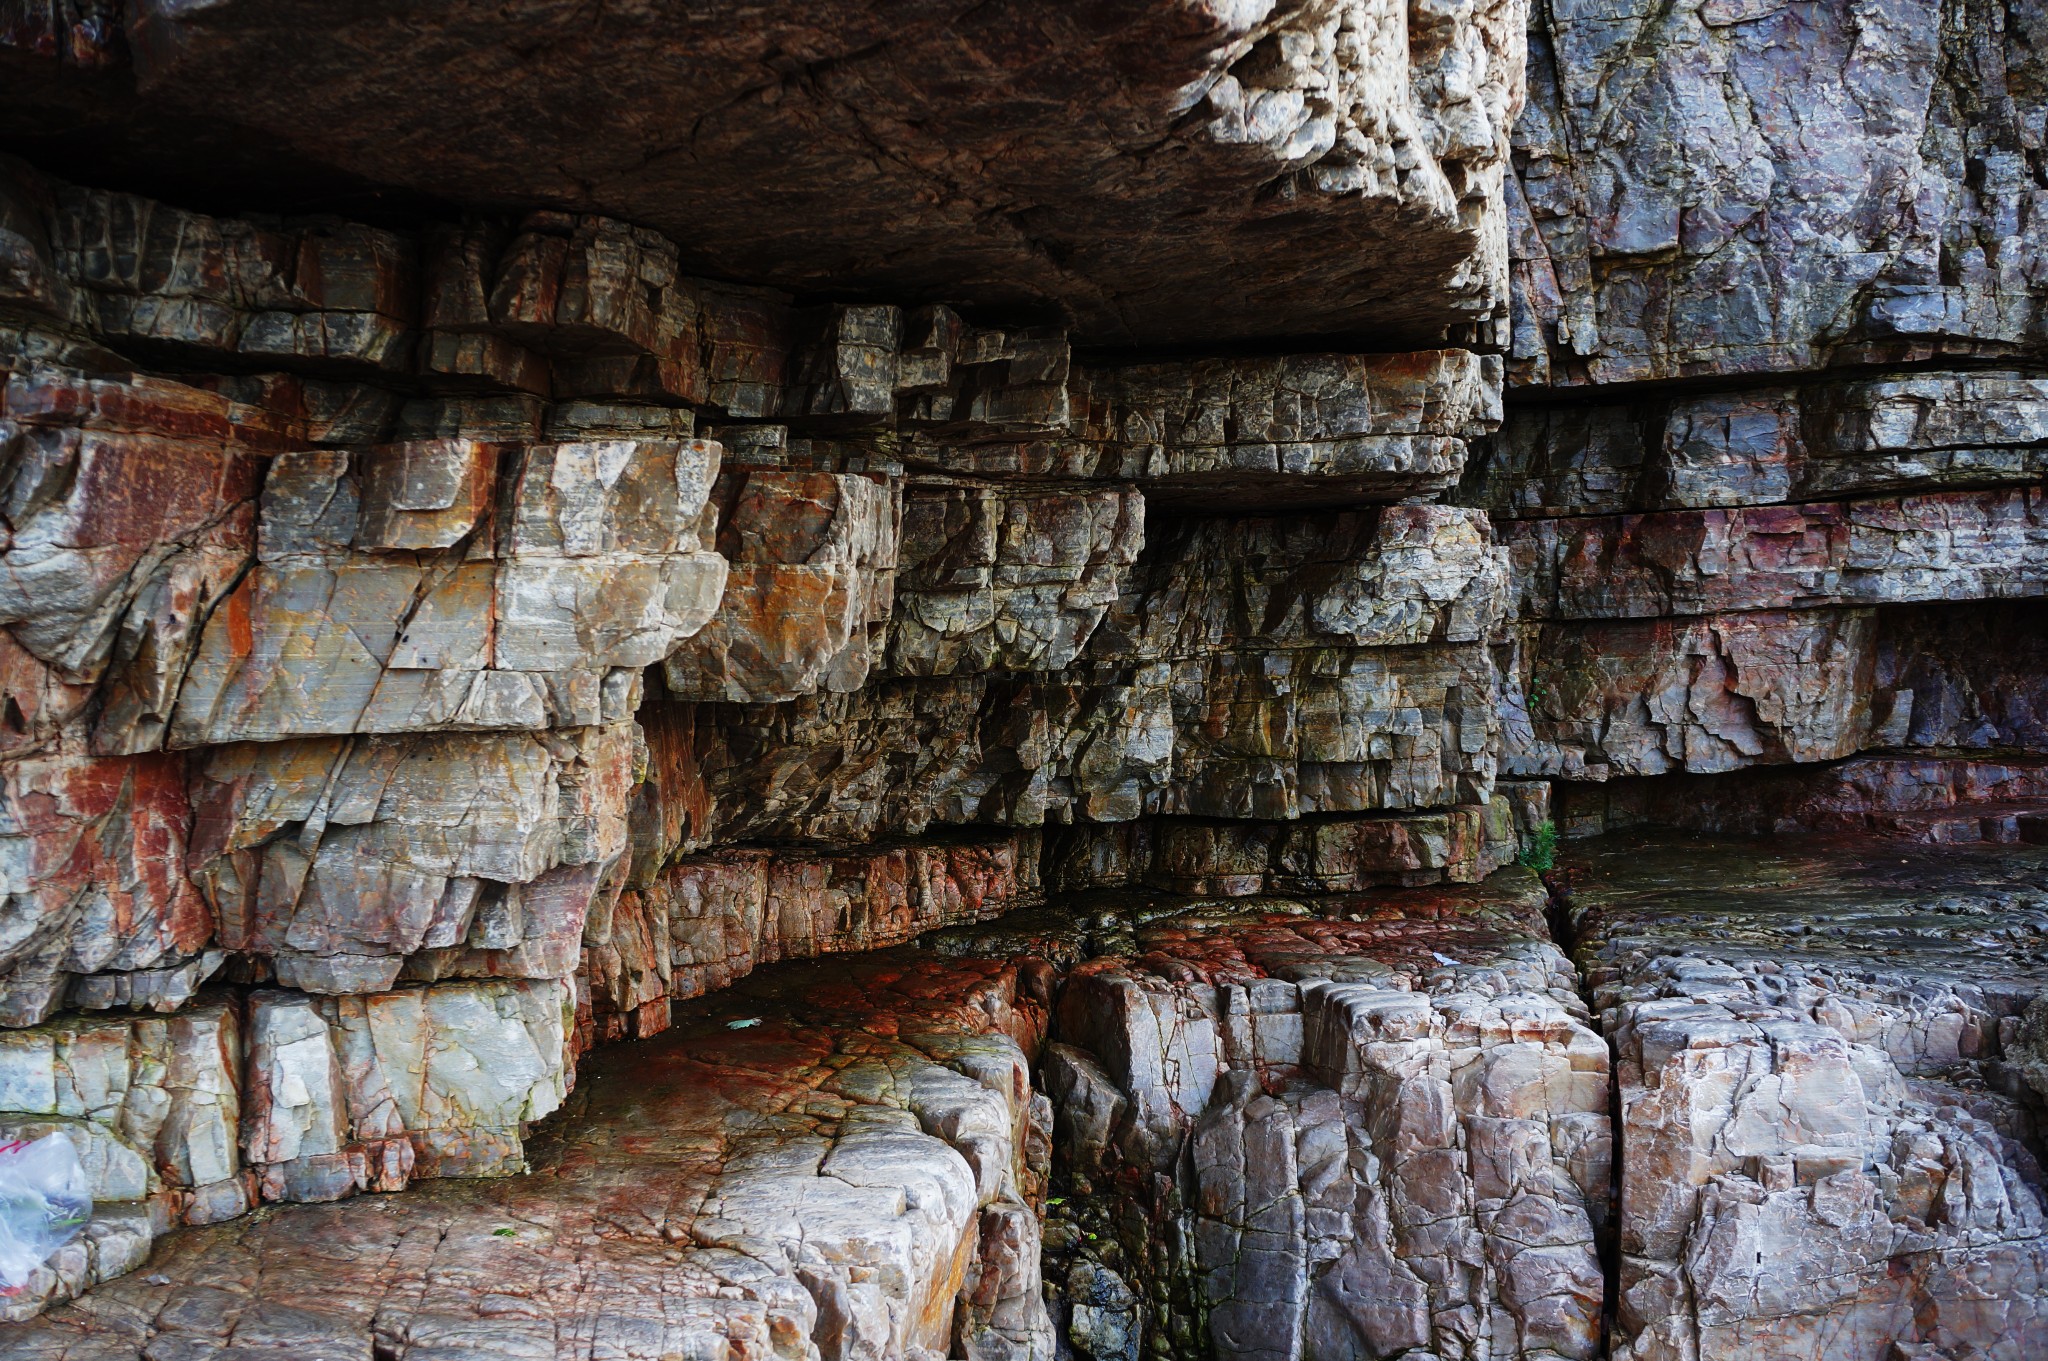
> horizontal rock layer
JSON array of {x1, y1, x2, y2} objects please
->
[
  {"x1": 1556, "y1": 754, "x2": 2048, "y2": 845},
  {"x1": 1469, "y1": 373, "x2": 2048, "y2": 518},
  {"x1": 1, "y1": 0, "x2": 1523, "y2": 348},
  {"x1": 1043, "y1": 782, "x2": 1548, "y2": 895},
  {"x1": 1506, "y1": 600, "x2": 2048, "y2": 781},
  {"x1": 1505, "y1": 487, "x2": 2048, "y2": 622}
]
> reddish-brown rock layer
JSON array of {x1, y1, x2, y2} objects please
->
[{"x1": 0, "y1": 948, "x2": 1058, "y2": 1355}]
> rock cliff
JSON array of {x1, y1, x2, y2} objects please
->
[{"x1": 0, "y1": 0, "x2": 2043, "y2": 1357}]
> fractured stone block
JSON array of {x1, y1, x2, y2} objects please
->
[
  {"x1": 661, "y1": 468, "x2": 898, "y2": 702},
  {"x1": 910, "y1": 349, "x2": 1501, "y2": 508},
  {"x1": 170, "y1": 436, "x2": 726, "y2": 743},
  {"x1": 1562, "y1": 832, "x2": 2048, "y2": 1361},
  {"x1": 887, "y1": 477, "x2": 1143, "y2": 678},
  {"x1": 242, "y1": 977, "x2": 573, "y2": 1200},
  {"x1": 187, "y1": 725, "x2": 634, "y2": 993}
]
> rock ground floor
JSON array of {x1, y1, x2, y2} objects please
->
[{"x1": 3, "y1": 829, "x2": 2044, "y2": 1361}]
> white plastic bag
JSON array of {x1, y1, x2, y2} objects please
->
[{"x1": 0, "y1": 1134, "x2": 93, "y2": 1292}]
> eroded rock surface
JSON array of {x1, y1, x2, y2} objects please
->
[
  {"x1": 1508, "y1": 0, "x2": 2047, "y2": 389},
  {"x1": 2, "y1": 0, "x2": 1525, "y2": 349},
  {"x1": 1015, "y1": 871, "x2": 1609, "y2": 1361},
  {"x1": 170, "y1": 434, "x2": 726, "y2": 744},
  {"x1": 1469, "y1": 373, "x2": 2048, "y2": 518},
  {"x1": 3, "y1": 0, "x2": 2046, "y2": 1353},
  {"x1": 1563, "y1": 832, "x2": 2048, "y2": 1361},
  {"x1": 918, "y1": 351, "x2": 1503, "y2": 508},
  {"x1": 1557, "y1": 754, "x2": 2048, "y2": 845},
  {"x1": 0, "y1": 949, "x2": 1056, "y2": 1355},
  {"x1": 589, "y1": 831, "x2": 1041, "y2": 1042}
]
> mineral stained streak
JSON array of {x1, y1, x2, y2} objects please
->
[{"x1": 0, "y1": 0, "x2": 2044, "y2": 1357}]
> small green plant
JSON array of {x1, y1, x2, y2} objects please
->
[{"x1": 1516, "y1": 819, "x2": 1559, "y2": 873}]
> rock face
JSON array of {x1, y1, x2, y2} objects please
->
[
  {"x1": 916, "y1": 351, "x2": 1505, "y2": 508},
  {"x1": 170, "y1": 435, "x2": 727, "y2": 743},
  {"x1": 1563, "y1": 833, "x2": 2048, "y2": 1361},
  {"x1": 1033, "y1": 871, "x2": 1610, "y2": 1361},
  {"x1": 1465, "y1": 373, "x2": 2048, "y2": 517},
  {"x1": 2, "y1": 0, "x2": 2047, "y2": 1356},
  {"x1": 1470, "y1": 0, "x2": 2048, "y2": 858},
  {"x1": 1508, "y1": 0, "x2": 2046, "y2": 388},
  {"x1": 1, "y1": 0, "x2": 1525, "y2": 349}
]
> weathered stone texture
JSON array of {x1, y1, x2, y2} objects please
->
[
  {"x1": 1506, "y1": 488, "x2": 2048, "y2": 621},
  {"x1": 887, "y1": 479, "x2": 1144, "y2": 678},
  {"x1": 1469, "y1": 373, "x2": 2048, "y2": 518},
  {"x1": 662, "y1": 467, "x2": 899, "y2": 702},
  {"x1": 1043, "y1": 873, "x2": 1609, "y2": 1361},
  {"x1": 586, "y1": 831, "x2": 1040, "y2": 1042},
  {"x1": 170, "y1": 435, "x2": 726, "y2": 744},
  {"x1": 689, "y1": 642, "x2": 1500, "y2": 843},
  {"x1": 0, "y1": 748, "x2": 214, "y2": 1028},
  {"x1": 1509, "y1": 600, "x2": 2048, "y2": 782},
  {"x1": 10, "y1": 2, "x2": 2048, "y2": 1355},
  {"x1": 1508, "y1": 607, "x2": 1880, "y2": 781},
  {"x1": 917, "y1": 350, "x2": 1503, "y2": 507},
  {"x1": 1091, "y1": 503, "x2": 1510, "y2": 662},
  {"x1": 0, "y1": 367, "x2": 280, "y2": 757},
  {"x1": 1509, "y1": 0, "x2": 2048, "y2": 389},
  {"x1": 187, "y1": 725, "x2": 635, "y2": 993},
  {"x1": 1044, "y1": 783, "x2": 1547, "y2": 895},
  {"x1": 0, "y1": 949, "x2": 1055, "y2": 1360},
  {"x1": 0, "y1": 154, "x2": 418, "y2": 375},
  {"x1": 4, "y1": 0, "x2": 1527, "y2": 349},
  {"x1": 1563, "y1": 833, "x2": 2048, "y2": 1361},
  {"x1": 241, "y1": 977, "x2": 572, "y2": 1201},
  {"x1": 0, "y1": 999, "x2": 240, "y2": 1320},
  {"x1": 1557, "y1": 754, "x2": 2048, "y2": 845}
]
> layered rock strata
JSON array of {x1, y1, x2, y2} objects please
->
[
  {"x1": 2, "y1": 0, "x2": 2044, "y2": 1354},
  {"x1": 0, "y1": 106, "x2": 1523, "y2": 1337},
  {"x1": 1469, "y1": 0, "x2": 2048, "y2": 845}
]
